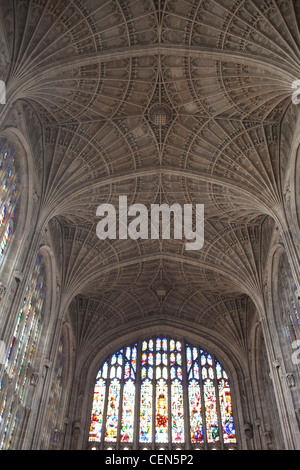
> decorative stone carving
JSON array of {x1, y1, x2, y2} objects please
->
[
  {"x1": 44, "y1": 359, "x2": 52, "y2": 369},
  {"x1": 244, "y1": 423, "x2": 253, "y2": 440},
  {"x1": 264, "y1": 432, "x2": 272, "y2": 446},
  {"x1": 0, "y1": 282, "x2": 7, "y2": 300},
  {"x1": 42, "y1": 359, "x2": 53, "y2": 379},
  {"x1": 13, "y1": 271, "x2": 24, "y2": 283},
  {"x1": 286, "y1": 373, "x2": 296, "y2": 388},
  {"x1": 32, "y1": 188, "x2": 39, "y2": 205},
  {"x1": 53, "y1": 429, "x2": 61, "y2": 443},
  {"x1": 148, "y1": 103, "x2": 173, "y2": 127},
  {"x1": 273, "y1": 358, "x2": 281, "y2": 369},
  {"x1": 30, "y1": 372, "x2": 39, "y2": 386},
  {"x1": 72, "y1": 420, "x2": 81, "y2": 438},
  {"x1": 255, "y1": 418, "x2": 261, "y2": 428}
]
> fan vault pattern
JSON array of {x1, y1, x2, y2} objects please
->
[{"x1": 1, "y1": 0, "x2": 300, "y2": 365}]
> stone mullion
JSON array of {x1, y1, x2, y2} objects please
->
[
  {"x1": 116, "y1": 347, "x2": 126, "y2": 450},
  {"x1": 151, "y1": 338, "x2": 156, "y2": 450},
  {"x1": 181, "y1": 339, "x2": 191, "y2": 450},
  {"x1": 198, "y1": 348, "x2": 208, "y2": 450},
  {"x1": 100, "y1": 357, "x2": 112, "y2": 450},
  {"x1": 167, "y1": 337, "x2": 172, "y2": 450},
  {"x1": 212, "y1": 354, "x2": 224, "y2": 449},
  {"x1": 133, "y1": 340, "x2": 142, "y2": 450}
]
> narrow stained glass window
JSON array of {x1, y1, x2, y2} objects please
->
[
  {"x1": 89, "y1": 362, "x2": 108, "y2": 442},
  {"x1": 0, "y1": 140, "x2": 20, "y2": 263},
  {"x1": 216, "y1": 362, "x2": 236, "y2": 443},
  {"x1": 105, "y1": 379, "x2": 120, "y2": 442},
  {"x1": 121, "y1": 345, "x2": 136, "y2": 443},
  {"x1": 88, "y1": 337, "x2": 236, "y2": 450},
  {"x1": 155, "y1": 379, "x2": 168, "y2": 443}
]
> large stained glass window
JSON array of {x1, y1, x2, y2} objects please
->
[
  {"x1": 88, "y1": 337, "x2": 237, "y2": 450},
  {"x1": 0, "y1": 253, "x2": 46, "y2": 450},
  {"x1": 0, "y1": 139, "x2": 20, "y2": 263}
]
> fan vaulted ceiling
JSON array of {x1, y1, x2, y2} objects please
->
[{"x1": 1, "y1": 0, "x2": 300, "y2": 354}]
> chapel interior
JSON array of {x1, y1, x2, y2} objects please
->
[{"x1": 0, "y1": 0, "x2": 300, "y2": 451}]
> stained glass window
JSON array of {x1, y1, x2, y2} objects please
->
[
  {"x1": 0, "y1": 139, "x2": 20, "y2": 263},
  {"x1": 88, "y1": 337, "x2": 237, "y2": 450},
  {"x1": 277, "y1": 252, "x2": 300, "y2": 349},
  {"x1": 0, "y1": 253, "x2": 46, "y2": 449}
]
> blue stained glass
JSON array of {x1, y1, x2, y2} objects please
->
[
  {"x1": 141, "y1": 367, "x2": 147, "y2": 379},
  {"x1": 111, "y1": 355, "x2": 116, "y2": 365},
  {"x1": 192, "y1": 348, "x2": 198, "y2": 361}
]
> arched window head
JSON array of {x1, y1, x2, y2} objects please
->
[
  {"x1": 88, "y1": 337, "x2": 236, "y2": 450},
  {"x1": 0, "y1": 139, "x2": 20, "y2": 263}
]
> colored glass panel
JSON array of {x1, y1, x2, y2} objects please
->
[
  {"x1": 218, "y1": 378, "x2": 236, "y2": 443},
  {"x1": 203, "y1": 375, "x2": 219, "y2": 442},
  {"x1": 121, "y1": 379, "x2": 135, "y2": 443},
  {"x1": 1, "y1": 254, "x2": 46, "y2": 450},
  {"x1": 155, "y1": 379, "x2": 168, "y2": 443},
  {"x1": 7, "y1": 254, "x2": 46, "y2": 397},
  {"x1": 89, "y1": 377, "x2": 106, "y2": 441},
  {"x1": 189, "y1": 379, "x2": 204, "y2": 443},
  {"x1": 105, "y1": 378, "x2": 120, "y2": 442},
  {"x1": 171, "y1": 379, "x2": 184, "y2": 443},
  {"x1": 140, "y1": 379, "x2": 152, "y2": 443}
]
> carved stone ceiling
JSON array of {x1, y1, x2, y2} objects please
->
[{"x1": 1, "y1": 0, "x2": 300, "y2": 348}]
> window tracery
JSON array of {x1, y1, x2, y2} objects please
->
[{"x1": 88, "y1": 337, "x2": 236, "y2": 450}]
